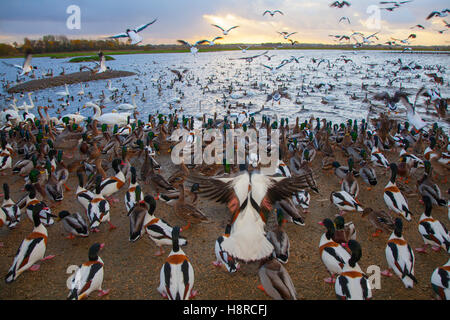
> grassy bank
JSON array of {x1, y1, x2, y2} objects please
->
[{"x1": 68, "y1": 55, "x2": 115, "y2": 63}]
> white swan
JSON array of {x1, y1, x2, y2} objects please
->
[
  {"x1": 107, "y1": 80, "x2": 118, "y2": 93},
  {"x1": 117, "y1": 94, "x2": 138, "y2": 110},
  {"x1": 82, "y1": 101, "x2": 133, "y2": 126},
  {"x1": 56, "y1": 84, "x2": 70, "y2": 97},
  {"x1": 77, "y1": 83, "x2": 85, "y2": 96},
  {"x1": 1, "y1": 98, "x2": 20, "y2": 124}
]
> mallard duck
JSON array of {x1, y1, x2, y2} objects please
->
[
  {"x1": 44, "y1": 160, "x2": 63, "y2": 202},
  {"x1": 143, "y1": 154, "x2": 176, "y2": 193},
  {"x1": 213, "y1": 224, "x2": 239, "y2": 272},
  {"x1": 361, "y1": 207, "x2": 395, "y2": 237},
  {"x1": 397, "y1": 156, "x2": 413, "y2": 183},
  {"x1": 431, "y1": 258, "x2": 450, "y2": 300},
  {"x1": 335, "y1": 240, "x2": 371, "y2": 300},
  {"x1": 67, "y1": 243, "x2": 109, "y2": 300},
  {"x1": 333, "y1": 216, "x2": 356, "y2": 246},
  {"x1": 157, "y1": 226, "x2": 196, "y2": 300},
  {"x1": 382, "y1": 218, "x2": 417, "y2": 288},
  {"x1": 168, "y1": 161, "x2": 190, "y2": 184},
  {"x1": 87, "y1": 176, "x2": 115, "y2": 233},
  {"x1": 429, "y1": 149, "x2": 449, "y2": 183},
  {"x1": 127, "y1": 187, "x2": 149, "y2": 242},
  {"x1": 156, "y1": 183, "x2": 199, "y2": 207},
  {"x1": 417, "y1": 161, "x2": 446, "y2": 206},
  {"x1": 332, "y1": 161, "x2": 352, "y2": 181},
  {"x1": 57, "y1": 210, "x2": 89, "y2": 239},
  {"x1": 257, "y1": 257, "x2": 297, "y2": 300},
  {"x1": 384, "y1": 163, "x2": 412, "y2": 221},
  {"x1": 1, "y1": 183, "x2": 20, "y2": 228},
  {"x1": 341, "y1": 158, "x2": 359, "y2": 199},
  {"x1": 174, "y1": 183, "x2": 209, "y2": 230},
  {"x1": 12, "y1": 154, "x2": 37, "y2": 176},
  {"x1": 0, "y1": 137, "x2": 13, "y2": 175},
  {"x1": 318, "y1": 218, "x2": 352, "y2": 284},
  {"x1": 416, "y1": 196, "x2": 450, "y2": 254},
  {"x1": 330, "y1": 190, "x2": 363, "y2": 215},
  {"x1": 266, "y1": 208, "x2": 290, "y2": 264},
  {"x1": 5, "y1": 205, "x2": 55, "y2": 283},
  {"x1": 142, "y1": 195, "x2": 187, "y2": 256},
  {"x1": 359, "y1": 159, "x2": 377, "y2": 190}
]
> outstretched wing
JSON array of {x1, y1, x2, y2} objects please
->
[
  {"x1": 194, "y1": 39, "x2": 209, "y2": 46},
  {"x1": 177, "y1": 40, "x2": 191, "y2": 46},
  {"x1": 109, "y1": 33, "x2": 128, "y2": 39},
  {"x1": 227, "y1": 26, "x2": 239, "y2": 32},
  {"x1": 134, "y1": 18, "x2": 157, "y2": 33},
  {"x1": 187, "y1": 174, "x2": 236, "y2": 204},
  {"x1": 212, "y1": 24, "x2": 225, "y2": 31}
]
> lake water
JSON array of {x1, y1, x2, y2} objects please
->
[{"x1": 1, "y1": 49, "x2": 449, "y2": 130}]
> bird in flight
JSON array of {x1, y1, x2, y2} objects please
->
[
  {"x1": 170, "y1": 69, "x2": 188, "y2": 82},
  {"x1": 278, "y1": 31, "x2": 297, "y2": 39},
  {"x1": 426, "y1": 9, "x2": 450, "y2": 20},
  {"x1": 211, "y1": 25, "x2": 239, "y2": 35},
  {"x1": 2, "y1": 50, "x2": 37, "y2": 76},
  {"x1": 177, "y1": 39, "x2": 209, "y2": 54},
  {"x1": 288, "y1": 39, "x2": 299, "y2": 46},
  {"x1": 380, "y1": 1, "x2": 413, "y2": 7},
  {"x1": 232, "y1": 51, "x2": 268, "y2": 63},
  {"x1": 329, "y1": 1, "x2": 351, "y2": 8},
  {"x1": 410, "y1": 24, "x2": 425, "y2": 30},
  {"x1": 238, "y1": 45, "x2": 252, "y2": 53},
  {"x1": 339, "y1": 17, "x2": 351, "y2": 24},
  {"x1": 263, "y1": 10, "x2": 284, "y2": 16},
  {"x1": 108, "y1": 19, "x2": 157, "y2": 45},
  {"x1": 205, "y1": 37, "x2": 223, "y2": 46}
]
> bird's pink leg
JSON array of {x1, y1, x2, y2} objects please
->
[{"x1": 98, "y1": 289, "x2": 110, "y2": 297}]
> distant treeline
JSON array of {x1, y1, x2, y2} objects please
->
[{"x1": 1, "y1": 34, "x2": 449, "y2": 57}]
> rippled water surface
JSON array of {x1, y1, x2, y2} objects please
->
[{"x1": 1, "y1": 50, "x2": 449, "y2": 130}]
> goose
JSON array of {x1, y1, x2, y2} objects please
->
[
  {"x1": 157, "y1": 226, "x2": 196, "y2": 300},
  {"x1": 5, "y1": 204, "x2": 55, "y2": 283},
  {"x1": 211, "y1": 24, "x2": 239, "y2": 35},
  {"x1": 67, "y1": 243, "x2": 109, "y2": 300},
  {"x1": 56, "y1": 84, "x2": 70, "y2": 97},
  {"x1": 257, "y1": 258, "x2": 297, "y2": 300},
  {"x1": 108, "y1": 19, "x2": 158, "y2": 45},
  {"x1": 415, "y1": 196, "x2": 450, "y2": 254},
  {"x1": 382, "y1": 218, "x2": 417, "y2": 288},
  {"x1": 335, "y1": 240, "x2": 372, "y2": 300}
]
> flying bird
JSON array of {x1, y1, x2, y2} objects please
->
[
  {"x1": 263, "y1": 10, "x2": 284, "y2": 16},
  {"x1": 411, "y1": 24, "x2": 425, "y2": 30},
  {"x1": 170, "y1": 69, "x2": 188, "y2": 82},
  {"x1": 238, "y1": 45, "x2": 251, "y2": 53},
  {"x1": 108, "y1": 19, "x2": 157, "y2": 45},
  {"x1": 329, "y1": 1, "x2": 351, "y2": 8},
  {"x1": 2, "y1": 51, "x2": 36, "y2": 76},
  {"x1": 233, "y1": 51, "x2": 268, "y2": 63},
  {"x1": 288, "y1": 39, "x2": 299, "y2": 46},
  {"x1": 427, "y1": 9, "x2": 450, "y2": 20},
  {"x1": 211, "y1": 25, "x2": 239, "y2": 35},
  {"x1": 339, "y1": 17, "x2": 351, "y2": 24},
  {"x1": 278, "y1": 31, "x2": 298, "y2": 39},
  {"x1": 205, "y1": 36, "x2": 223, "y2": 46},
  {"x1": 177, "y1": 39, "x2": 209, "y2": 54},
  {"x1": 380, "y1": 1, "x2": 413, "y2": 7}
]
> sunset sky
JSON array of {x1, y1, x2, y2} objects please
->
[{"x1": 0, "y1": 0, "x2": 448, "y2": 46}]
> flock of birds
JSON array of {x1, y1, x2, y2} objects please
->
[{"x1": 0, "y1": 3, "x2": 449, "y2": 302}]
